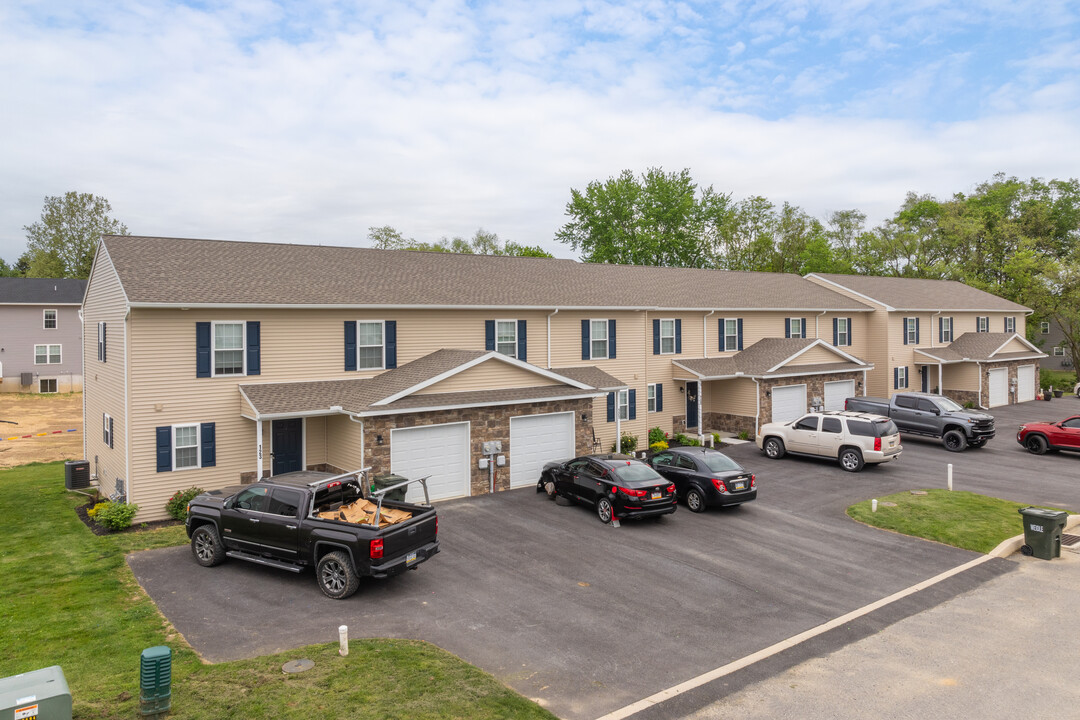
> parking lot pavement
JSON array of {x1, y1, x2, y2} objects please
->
[{"x1": 127, "y1": 400, "x2": 1080, "y2": 720}]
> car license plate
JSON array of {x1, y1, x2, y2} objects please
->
[
  {"x1": 651, "y1": 492, "x2": 661, "y2": 500},
  {"x1": 406, "y1": 551, "x2": 417, "y2": 565},
  {"x1": 733, "y1": 482, "x2": 746, "y2": 491}
]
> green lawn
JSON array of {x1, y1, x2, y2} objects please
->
[
  {"x1": 848, "y1": 489, "x2": 1069, "y2": 553},
  {"x1": 0, "y1": 462, "x2": 555, "y2": 720}
]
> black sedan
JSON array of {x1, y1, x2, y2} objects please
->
[
  {"x1": 537, "y1": 454, "x2": 677, "y2": 523},
  {"x1": 647, "y1": 447, "x2": 756, "y2": 512}
]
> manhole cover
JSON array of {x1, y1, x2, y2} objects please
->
[
  {"x1": 1062, "y1": 534, "x2": 1080, "y2": 548},
  {"x1": 910, "y1": 490, "x2": 928, "y2": 496},
  {"x1": 881, "y1": 501, "x2": 897, "y2": 507},
  {"x1": 282, "y1": 659, "x2": 315, "y2": 674}
]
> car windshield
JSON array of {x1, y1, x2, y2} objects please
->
[
  {"x1": 611, "y1": 464, "x2": 663, "y2": 484},
  {"x1": 701, "y1": 453, "x2": 742, "y2": 473},
  {"x1": 849, "y1": 419, "x2": 899, "y2": 437},
  {"x1": 936, "y1": 397, "x2": 964, "y2": 412}
]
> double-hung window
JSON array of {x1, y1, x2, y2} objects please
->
[
  {"x1": 496, "y1": 320, "x2": 517, "y2": 357},
  {"x1": 173, "y1": 425, "x2": 200, "y2": 470},
  {"x1": 647, "y1": 384, "x2": 656, "y2": 412},
  {"x1": 1054, "y1": 346, "x2": 1065, "y2": 356},
  {"x1": 103, "y1": 414, "x2": 113, "y2": 449},
  {"x1": 35, "y1": 344, "x2": 61, "y2": 365},
  {"x1": 905, "y1": 318, "x2": 918, "y2": 345},
  {"x1": 357, "y1": 321, "x2": 384, "y2": 369},
  {"x1": 1041, "y1": 322, "x2": 1050, "y2": 334},
  {"x1": 590, "y1": 319, "x2": 609, "y2": 359},
  {"x1": 43, "y1": 310, "x2": 57, "y2": 329},
  {"x1": 213, "y1": 322, "x2": 244, "y2": 375},
  {"x1": 1005, "y1": 317, "x2": 1016, "y2": 333},
  {"x1": 896, "y1": 366, "x2": 908, "y2": 389},
  {"x1": 617, "y1": 389, "x2": 629, "y2": 420},
  {"x1": 977, "y1": 316, "x2": 988, "y2": 332},
  {"x1": 836, "y1": 318, "x2": 850, "y2": 346},
  {"x1": 940, "y1": 317, "x2": 952, "y2": 342},
  {"x1": 723, "y1": 319, "x2": 739, "y2": 352},
  {"x1": 659, "y1": 320, "x2": 675, "y2": 354},
  {"x1": 97, "y1": 322, "x2": 107, "y2": 362}
]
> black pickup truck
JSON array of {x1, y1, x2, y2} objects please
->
[
  {"x1": 845, "y1": 392, "x2": 995, "y2": 452},
  {"x1": 186, "y1": 469, "x2": 439, "y2": 599}
]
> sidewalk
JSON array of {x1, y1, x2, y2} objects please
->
[{"x1": 686, "y1": 548, "x2": 1080, "y2": 719}]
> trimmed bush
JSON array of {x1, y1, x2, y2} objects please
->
[
  {"x1": 648, "y1": 427, "x2": 667, "y2": 445},
  {"x1": 94, "y1": 502, "x2": 139, "y2": 531},
  {"x1": 649, "y1": 441, "x2": 668, "y2": 453},
  {"x1": 166, "y1": 487, "x2": 205, "y2": 521}
]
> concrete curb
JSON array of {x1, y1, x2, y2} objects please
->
[{"x1": 988, "y1": 513, "x2": 1080, "y2": 558}]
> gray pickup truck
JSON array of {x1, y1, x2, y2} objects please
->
[{"x1": 844, "y1": 392, "x2": 995, "y2": 452}]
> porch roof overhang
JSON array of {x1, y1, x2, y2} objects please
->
[
  {"x1": 671, "y1": 337, "x2": 872, "y2": 382},
  {"x1": 915, "y1": 332, "x2": 1048, "y2": 365}
]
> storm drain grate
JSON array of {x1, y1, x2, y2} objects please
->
[{"x1": 1062, "y1": 534, "x2": 1080, "y2": 548}]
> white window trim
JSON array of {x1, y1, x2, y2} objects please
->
[
  {"x1": 905, "y1": 318, "x2": 917, "y2": 345},
  {"x1": 211, "y1": 321, "x2": 246, "y2": 377},
  {"x1": 43, "y1": 309, "x2": 57, "y2": 329},
  {"x1": 98, "y1": 322, "x2": 106, "y2": 362},
  {"x1": 1005, "y1": 317, "x2": 1016, "y2": 333},
  {"x1": 837, "y1": 317, "x2": 849, "y2": 346},
  {"x1": 941, "y1": 317, "x2": 952, "y2": 343},
  {"x1": 495, "y1": 319, "x2": 518, "y2": 358},
  {"x1": 978, "y1": 316, "x2": 989, "y2": 333},
  {"x1": 103, "y1": 413, "x2": 112, "y2": 447},
  {"x1": 34, "y1": 344, "x2": 62, "y2": 365},
  {"x1": 659, "y1": 319, "x2": 676, "y2": 355},
  {"x1": 1041, "y1": 322, "x2": 1050, "y2": 334},
  {"x1": 589, "y1": 318, "x2": 609, "y2": 360},
  {"x1": 647, "y1": 383, "x2": 656, "y2": 413},
  {"x1": 897, "y1": 367, "x2": 908, "y2": 389},
  {"x1": 173, "y1": 423, "x2": 202, "y2": 471},
  {"x1": 617, "y1": 389, "x2": 629, "y2": 420},
  {"x1": 39, "y1": 378, "x2": 57, "y2": 394},
  {"x1": 723, "y1": 318, "x2": 739, "y2": 352},
  {"x1": 356, "y1": 319, "x2": 386, "y2": 370},
  {"x1": 1054, "y1": 346, "x2": 1065, "y2": 356},
  {"x1": 789, "y1": 318, "x2": 803, "y2": 338}
]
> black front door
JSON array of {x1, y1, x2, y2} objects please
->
[
  {"x1": 686, "y1": 381, "x2": 699, "y2": 429},
  {"x1": 272, "y1": 418, "x2": 303, "y2": 475},
  {"x1": 921, "y1": 366, "x2": 929, "y2": 393}
]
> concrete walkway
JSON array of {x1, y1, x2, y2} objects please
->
[{"x1": 683, "y1": 548, "x2": 1080, "y2": 720}]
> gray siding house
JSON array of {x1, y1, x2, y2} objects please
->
[
  {"x1": 1034, "y1": 318, "x2": 1075, "y2": 372},
  {"x1": 0, "y1": 278, "x2": 87, "y2": 393}
]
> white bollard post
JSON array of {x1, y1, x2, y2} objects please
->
[
  {"x1": 947, "y1": 464, "x2": 953, "y2": 492},
  {"x1": 872, "y1": 499, "x2": 878, "y2": 513},
  {"x1": 339, "y1": 625, "x2": 348, "y2": 656}
]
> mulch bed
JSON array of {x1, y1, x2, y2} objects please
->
[{"x1": 74, "y1": 499, "x2": 181, "y2": 536}]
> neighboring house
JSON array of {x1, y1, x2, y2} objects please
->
[
  {"x1": 1033, "y1": 318, "x2": 1075, "y2": 373},
  {"x1": 83, "y1": 235, "x2": 878, "y2": 520},
  {"x1": 0, "y1": 277, "x2": 87, "y2": 394},
  {"x1": 806, "y1": 274, "x2": 1046, "y2": 408}
]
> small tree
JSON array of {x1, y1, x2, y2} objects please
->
[{"x1": 22, "y1": 192, "x2": 129, "y2": 278}]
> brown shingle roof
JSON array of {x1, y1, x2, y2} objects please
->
[
  {"x1": 550, "y1": 366, "x2": 628, "y2": 390},
  {"x1": 102, "y1": 235, "x2": 871, "y2": 311},
  {"x1": 915, "y1": 332, "x2": 1046, "y2": 363},
  {"x1": 673, "y1": 338, "x2": 870, "y2": 378},
  {"x1": 808, "y1": 273, "x2": 1029, "y2": 312}
]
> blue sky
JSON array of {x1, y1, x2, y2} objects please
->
[{"x1": 2, "y1": 0, "x2": 1078, "y2": 262}]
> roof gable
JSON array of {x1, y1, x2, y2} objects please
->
[
  {"x1": 915, "y1": 332, "x2": 1046, "y2": 363},
  {"x1": 807, "y1": 273, "x2": 1028, "y2": 313},
  {"x1": 673, "y1": 338, "x2": 869, "y2": 379},
  {"x1": 409, "y1": 355, "x2": 567, "y2": 397}
]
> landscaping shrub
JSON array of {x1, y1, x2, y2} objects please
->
[
  {"x1": 94, "y1": 502, "x2": 139, "y2": 531},
  {"x1": 711, "y1": 432, "x2": 721, "y2": 446},
  {"x1": 166, "y1": 487, "x2": 205, "y2": 521},
  {"x1": 672, "y1": 433, "x2": 701, "y2": 447},
  {"x1": 737, "y1": 430, "x2": 751, "y2": 441},
  {"x1": 649, "y1": 441, "x2": 668, "y2": 453},
  {"x1": 619, "y1": 433, "x2": 638, "y2": 455},
  {"x1": 86, "y1": 501, "x2": 110, "y2": 520},
  {"x1": 648, "y1": 427, "x2": 667, "y2": 445}
]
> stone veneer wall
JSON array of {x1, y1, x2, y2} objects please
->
[
  {"x1": 981, "y1": 360, "x2": 1041, "y2": 407},
  {"x1": 756, "y1": 371, "x2": 865, "y2": 433},
  {"x1": 940, "y1": 389, "x2": 979, "y2": 407},
  {"x1": 363, "y1": 398, "x2": 594, "y2": 496}
]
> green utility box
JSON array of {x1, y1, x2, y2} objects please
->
[
  {"x1": 139, "y1": 646, "x2": 172, "y2": 717},
  {"x1": 371, "y1": 473, "x2": 408, "y2": 502},
  {"x1": 1018, "y1": 507, "x2": 1069, "y2": 560},
  {"x1": 0, "y1": 665, "x2": 72, "y2": 720}
]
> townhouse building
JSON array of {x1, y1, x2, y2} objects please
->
[{"x1": 0, "y1": 277, "x2": 87, "y2": 393}]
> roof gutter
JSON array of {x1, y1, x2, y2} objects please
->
[
  {"x1": 126, "y1": 301, "x2": 874, "y2": 313},
  {"x1": 704, "y1": 310, "x2": 715, "y2": 359},
  {"x1": 547, "y1": 308, "x2": 559, "y2": 369}
]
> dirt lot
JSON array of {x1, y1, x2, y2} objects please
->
[{"x1": 0, "y1": 393, "x2": 83, "y2": 468}]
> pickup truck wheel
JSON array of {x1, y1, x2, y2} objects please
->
[
  {"x1": 686, "y1": 488, "x2": 707, "y2": 513},
  {"x1": 596, "y1": 496, "x2": 614, "y2": 524},
  {"x1": 190, "y1": 525, "x2": 225, "y2": 567},
  {"x1": 942, "y1": 430, "x2": 966, "y2": 452},
  {"x1": 317, "y1": 551, "x2": 360, "y2": 600},
  {"x1": 839, "y1": 447, "x2": 865, "y2": 472},
  {"x1": 763, "y1": 437, "x2": 786, "y2": 459},
  {"x1": 1025, "y1": 435, "x2": 1048, "y2": 455}
]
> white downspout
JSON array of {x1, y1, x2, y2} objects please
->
[
  {"x1": 615, "y1": 392, "x2": 622, "y2": 454},
  {"x1": 815, "y1": 309, "x2": 827, "y2": 339},
  {"x1": 347, "y1": 412, "x2": 365, "y2": 472},
  {"x1": 938, "y1": 363, "x2": 943, "y2": 395},
  {"x1": 546, "y1": 308, "x2": 559, "y2": 369},
  {"x1": 931, "y1": 310, "x2": 941, "y2": 347},
  {"x1": 978, "y1": 362, "x2": 984, "y2": 408},
  {"x1": 704, "y1": 310, "x2": 715, "y2": 359},
  {"x1": 256, "y1": 415, "x2": 264, "y2": 479},
  {"x1": 753, "y1": 377, "x2": 761, "y2": 436},
  {"x1": 862, "y1": 369, "x2": 868, "y2": 396}
]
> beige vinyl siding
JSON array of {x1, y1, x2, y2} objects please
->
[
  {"x1": 998, "y1": 336, "x2": 1032, "y2": 354},
  {"x1": 81, "y1": 247, "x2": 129, "y2": 501},
  {"x1": 415, "y1": 361, "x2": 561, "y2": 395},
  {"x1": 704, "y1": 378, "x2": 757, "y2": 416},
  {"x1": 325, "y1": 415, "x2": 364, "y2": 471},
  {"x1": 943, "y1": 363, "x2": 979, "y2": 392},
  {"x1": 306, "y1": 416, "x2": 327, "y2": 466},
  {"x1": 792, "y1": 345, "x2": 846, "y2": 365}
]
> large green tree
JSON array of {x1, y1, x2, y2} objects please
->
[{"x1": 22, "y1": 192, "x2": 129, "y2": 278}]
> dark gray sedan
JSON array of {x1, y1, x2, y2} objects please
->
[{"x1": 647, "y1": 447, "x2": 757, "y2": 512}]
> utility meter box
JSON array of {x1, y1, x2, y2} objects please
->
[
  {"x1": 481, "y1": 440, "x2": 502, "y2": 454},
  {"x1": 0, "y1": 665, "x2": 72, "y2": 720}
]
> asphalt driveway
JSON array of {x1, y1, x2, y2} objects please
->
[{"x1": 127, "y1": 399, "x2": 1080, "y2": 720}]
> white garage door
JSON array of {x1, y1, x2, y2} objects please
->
[
  {"x1": 1017, "y1": 365, "x2": 1036, "y2": 403},
  {"x1": 824, "y1": 380, "x2": 855, "y2": 412},
  {"x1": 988, "y1": 368, "x2": 1008, "y2": 408},
  {"x1": 391, "y1": 422, "x2": 470, "y2": 502},
  {"x1": 772, "y1": 384, "x2": 807, "y2": 423},
  {"x1": 509, "y1": 412, "x2": 576, "y2": 489}
]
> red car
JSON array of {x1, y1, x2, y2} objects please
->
[{"x1": 1017, "y1": 416, "x2": 1080, "y2": 454}]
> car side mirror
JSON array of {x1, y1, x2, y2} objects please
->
[{"x1": 223, "y1": 497, "x2": 234, "y2": 509}]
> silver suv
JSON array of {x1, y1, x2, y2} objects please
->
[{"x1": 756, "y1": 411, "x2": 902, "y2": 472}]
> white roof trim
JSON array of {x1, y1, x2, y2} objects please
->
[
  {"x1": 805, "y1": 274, "x2": 895, "y2": 311},
  {"x1": 125, "y1": 301, "x2": 873, "y2": 312},
  {"x1": 371, "y1": 352, "x2": 592, "y2": 406},
  {"x1": 766, "y1": 339, "x2": 867, "y2": 373},
  {"x1": 359, "y1": 392, "x2": 606, "y2": 417},
  {"x1": 991, "y1": 333, "x2": 1044, "y2": 357},
  {"x1": 671, "y1": 360, "x2": 709, "y2": 379}
]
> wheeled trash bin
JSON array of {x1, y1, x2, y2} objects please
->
[
  {"x1": 1018, "y1": 507, "x2": 1069, "y2": 560},
  {"x1": 371, "y1": 473, "x2": 409, "y2": 502}
]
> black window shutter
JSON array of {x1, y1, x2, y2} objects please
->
[
  {"x1": 156, "y1": 426, "x2": 172, "y2": 472},
  {"x1": 103, "y1": 323, "x2": 107, "y2": 362},
  {"x1": 628, "y1": 389, "x2": 637, "y2": 420},
  {"x1": 904, "y1": 366, "x2": 909, "y2": 388},
  {"x1": 108, "y1": 416, "x2": 114, "y2": 449},
  {"x1": 801, "y1": 318, "x2": 807, "y2": 338},
  {"x1": 652, "y1": 319, "x2": 660, "y2": 355},
  {"x1": 833, "y1": 317, "x2": 838, "y2": 346},
  {"x1": 607, "y1": 392, "x2": 616, "y2": 422},
  {"x1": 939, "y1": 318, "x2": 944, "y2": 343},
  {"x1": 246, "y1": 321, "x2": 260, "y2": 375},
  {"x1": 517, "y1": 320, "x2": 527, "y2": 361},
  {"x1": 950, "y1": 317, "x2": 954, "y2": 340},
  {"x1": 718, "y1": 318, "x2": 725, "y2": 351},
  {"x1": 737, "y1": 318, "x2": 743, "y2": 350},
  {"x1": 485, "y1": 320, "x2": 495, "y2": 351},
  {"x1": 344, "y1": 321, "x2": 357, "y2": 371},
  {"x1": 201, "y1": 423, "x2": 216, "y2": 467},
  {"x1": 785, "y1": 318, "x2": 791, "y2": 338},
  {"x1": 902, "y1": 318, "x2": 909, "y2": 345},
  {"x1": 847, "y1": 318, "x2": 853, "y2": 346},
  {"x1": 915, "y1": 318, "x2": 921, "y2": 344},
  {"x1": 97, "y1": 323, "x2": 102, "y2": 361},
  {"x1": 609, "y1": 319, "x2": 617, "y2": 359},
  {"x1": 196, "y1": 322, "x2": 211, "y2": 378},
  {"x1": 385, "y1": 320, "x2": 397, "y2": 369},
  {"x1": 581, "y1": 320, "x2": 590, "y2": 360},
  {"x1": 675, "y1": 319, "x2": 682, "y2": 353},
  {"x1": 656, "y1": 383, "x2": 663, "y2": 412},
  {"x1": 894, "y1": 367, "x2": 899, "y2": 389}
]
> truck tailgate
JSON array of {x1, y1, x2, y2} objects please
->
[{"x1": 379, "y1": 507, "x2": 438, "y2": 560}]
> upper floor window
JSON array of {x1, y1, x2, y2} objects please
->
[
  {"x1": 357, "y1": 321, "x2": 384, "y2": 370},
  {"x1": 213, "y1": 322, "x2": 245, "y2": 375},
  {"x1": 940, "y1": 317, "x2": 953, "y2": 343},
  {"x1": 43, "y1": 309, "x2": 57, "y2": 329},
  {"x1": 97, "y1": 322, "x2": 107, "y2": 362},
  {"x1": 836, "y1": 318, "x2": 850, "y2": 346},
  {"x1": 496, "y1": 320, "x2": 517, "y2": 357},
  {"x1": 904, "y1": 317, "x2": 918, "y2": 345},
  {"x1": 35, "y1": 344, "x2": 61, "y2": 365},
  {"x1": 1054, "y1": 346, "x2": 1065, "y2": 356},
  {"x1": 787, "y1": 318, "x2": 805, "y2": 339},
  {"x1": 977, "y1": 316, "x2": 989, "y2": 333},
  {"x1": 1005, "y1": 316, "x2": 1016, "y2": 333},
  {"x1": 590, "y1": 319, "x2": 609, "y2": 359},
  {"x1": 723, "y1": 319, "x2": 739, "y2": 351},
  {"x1": 1040, "y1": 321, "x2": 1050, "y2": 334},
  {"x1": 659, "y1": 319, "x2": 675, "y2": 354}
]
